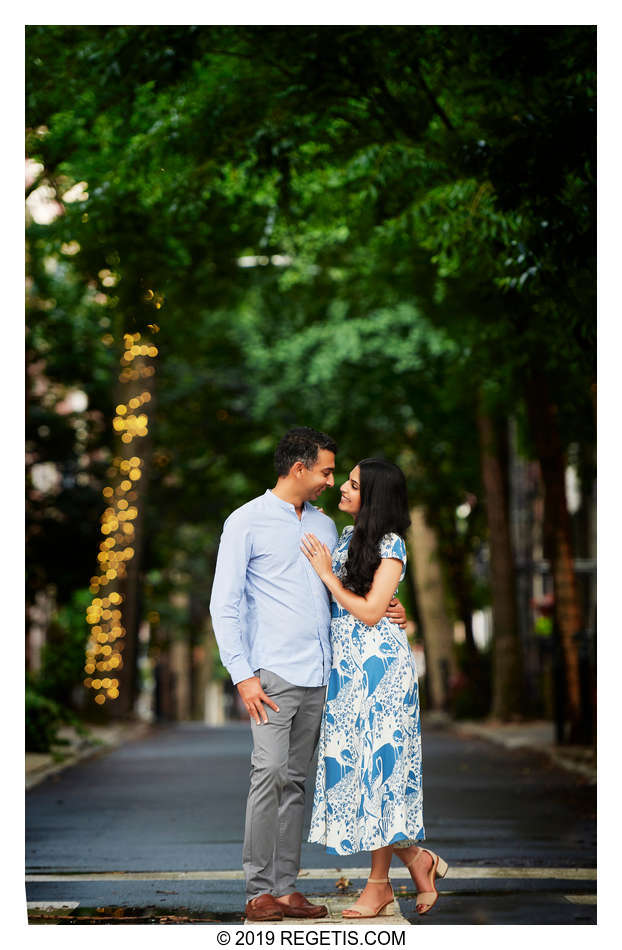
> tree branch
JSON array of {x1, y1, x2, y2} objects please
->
[{"x1": 412, "y1": 63, "x2": 455, "y2": 133}]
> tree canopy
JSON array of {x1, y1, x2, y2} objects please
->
[{"x1": 26, "y1": 25, "x2": 595, "y2": 720}]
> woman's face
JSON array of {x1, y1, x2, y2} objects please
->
[{"x1": 338, "y1": 465, "x2": 362, "y2": 517}]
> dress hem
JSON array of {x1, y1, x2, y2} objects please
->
[{"x1": 308, "y1": 828, "x2": 426, "y2": 857}]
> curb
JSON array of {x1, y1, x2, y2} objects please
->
[{"x1": 452, "y1": 720, "x2": 596, "y2": 784}]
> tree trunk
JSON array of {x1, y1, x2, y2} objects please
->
[
  {"x1": 525, "y1": 371, "x2": 584, "y2": 742},
  {"x1": 477, "y1": 399, "x2": 524, "y2": 720},
  {"x1": 444, "y1": 546, "x2": 478, "y2": 657},
  {"x1": 408, "y1": 506, "x2": 457, "y2": 711}
]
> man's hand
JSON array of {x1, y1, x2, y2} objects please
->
[
  {"x1": 237, "y1": 675, "x2": 280, "y2": 725},
  {"x1": 386, "y1": 597, "x2": 407, "y2": 629}
]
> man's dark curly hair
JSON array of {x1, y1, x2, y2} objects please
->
[{"x1": 274, "y1": 426, "x2": 337, "y2": 477}]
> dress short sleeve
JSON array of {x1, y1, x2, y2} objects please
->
[
  {"x1": 379, "y1": 534, "x2": 407, "y2": 578},
  {"x1": 380, "y1": 533, "x2": 406, "y2": 563}
]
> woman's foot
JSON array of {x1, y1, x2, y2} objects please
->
[
  {"x1": 342, "y1": 879, "x2": 394, "y2": 918},
  {"x1": 394, "y1": 846, "x2": 445, "y2": 914}
]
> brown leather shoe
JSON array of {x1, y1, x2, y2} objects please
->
[
  {"x1": 275, "y1": 892, "x2": 329, "y2": 918},
  {"x1": 245, "y1": 894, "x2": 284, "y2": 922}
]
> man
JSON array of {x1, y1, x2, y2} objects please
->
[{"x1": 209, "y1": 427, "x2": 406, "y2": 922}]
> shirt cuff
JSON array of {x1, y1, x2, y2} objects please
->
[{"x1": 227, "y1": 656, "x2": 255, "y2": 686}]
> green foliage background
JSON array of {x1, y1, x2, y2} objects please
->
[{"x1": 25, "y1": 26, "x2": 595, "y2": 735}]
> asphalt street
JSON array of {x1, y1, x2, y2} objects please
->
[{"x1": 26, "y1": 721, "x2": 596, "y2": 924}]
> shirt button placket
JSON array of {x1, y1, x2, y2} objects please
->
[{"x1": 302, "y1": 510, "x2": 325, "y2": 684}]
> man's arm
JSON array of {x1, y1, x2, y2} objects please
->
[
  {"x1": 209, "y1": 515, "x2": 255, "y2": 685},
  {"x1": 209, "y1": 516, "x2": 279, "y2": 725}
]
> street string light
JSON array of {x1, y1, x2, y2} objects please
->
[{"x1": 83, "y1": 326, "x2": 159, "y2": 706}]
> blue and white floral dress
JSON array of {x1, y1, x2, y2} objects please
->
[{"x1": 308, "y1": 526, "x2": 425, "y2": 855}]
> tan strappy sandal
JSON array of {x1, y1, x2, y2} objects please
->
[
  {"x1": 405, "y1": 848, "x2": 448, "y2": 915},
  {"x1": 342, "y1": 877, "x2": 396, "y2": 919}
]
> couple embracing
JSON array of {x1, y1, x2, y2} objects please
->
[{"x1": 210, "y1": 427, "x2": 447, "y2": 922}]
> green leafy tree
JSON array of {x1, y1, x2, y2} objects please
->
[{"x1": 26, "y1": 26, "x2": 594, "y2": 732}]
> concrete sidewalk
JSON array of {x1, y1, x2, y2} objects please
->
[{"x1": 246, "y1": 894, "x2": 408, "y2": 925}]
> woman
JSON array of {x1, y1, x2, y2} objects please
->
[{"x1": 301, "y1": 458, "x2": 447, "y2": 919}]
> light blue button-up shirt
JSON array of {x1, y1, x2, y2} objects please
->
[{"x1": 209, "y1": 489, "x2": 339, "y2": 688}]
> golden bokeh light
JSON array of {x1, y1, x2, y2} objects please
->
[{"x1": 86, "y1": 323, "x2": 158, "y2": 706}]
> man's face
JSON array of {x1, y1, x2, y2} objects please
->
[{"x1": 299, "y1": 449, "x2": 335, "y2": 501}]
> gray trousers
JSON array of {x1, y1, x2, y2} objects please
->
[{"x1": 242, "y1": 668, "x2": 326, "y2": 900}]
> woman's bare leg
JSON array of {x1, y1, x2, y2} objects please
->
[{"x1": 342, "y1": 845, "x2": 394, "y2": 917}]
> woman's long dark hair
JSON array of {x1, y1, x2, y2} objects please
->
[{"x1": 342, "y1": 458, "x2": 411, "y2": 597}]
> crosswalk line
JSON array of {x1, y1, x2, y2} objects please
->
[{"x1": 26, "y1": 866, "x2": 597, "y2": 883}]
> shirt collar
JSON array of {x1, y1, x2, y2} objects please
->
[{"x1": 265, "y1": 488, "x2": 311, "y2": 516}]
